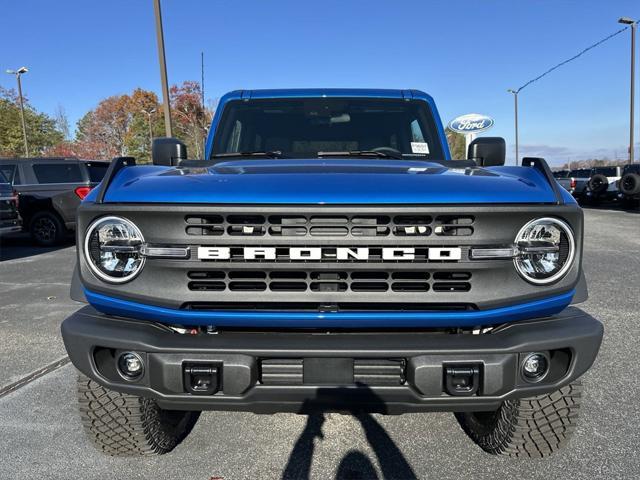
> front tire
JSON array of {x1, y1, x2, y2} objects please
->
[
  {"x1": 77, "y1": 373, "x2": 200, "y2": 456},
  {"x1": 455, "y1": 382, "x2": 582, "y2": 458}
]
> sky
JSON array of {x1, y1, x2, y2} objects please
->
[{"x1": 1, "y1": 0, "x2": 638, "y2": 166}]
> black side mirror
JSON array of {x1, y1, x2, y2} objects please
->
[
  {"x1": 152, "y1": 137, "x2": 188, "y2": 166},
  {"x1": 467, "y1": 137, "x2": 505, "y2": 166}
]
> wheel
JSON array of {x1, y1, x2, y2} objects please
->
[
  {"x1": 29, "y1": 211, "x2": 66, "y2": 246},
  {"x1": 77, "y1": 373, "x2": 200, "y2": 456},
  {"x1": 587, "y1": 174, "x2": 608, "y2": 195},
  {"x1": 455, "y1": 382, "x2": 582, "y2": 458},
  {"x1": 620, "y1": 173, "x2": 640, "y2": 196}
]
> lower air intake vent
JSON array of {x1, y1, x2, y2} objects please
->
[{"x1": 259, "y1": 359, "x2": 405, "y2": 386}]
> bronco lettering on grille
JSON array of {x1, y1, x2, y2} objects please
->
[{"x1": 197, "y1": 247, "x2": 462, "y2": 261}]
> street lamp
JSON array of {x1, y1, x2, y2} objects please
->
[
  {"x1": 142, "y1": 108, "x2": 156, "y2": 149},
  {"x1": 507, "y1": 89, "x2": 519, "y2": 165},
  {"x1": 618, "y1": 17, "x2": 636, "y2": 164},
  {"x1": 6, "y1": 67, "x2": 29, "y2": 157}
]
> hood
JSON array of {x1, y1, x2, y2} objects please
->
[{"x1": 97, "y1": 159, "x2": 558, "y2": 204}]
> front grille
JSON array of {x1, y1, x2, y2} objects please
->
[
  {"x1": 185, "y1": 214, "x2": 474, "y2": 238},
  {"x1": 187, "y1": 270, "x2": 471, "y2": 293}
]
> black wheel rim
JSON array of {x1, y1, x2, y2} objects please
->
[{"x1": 33, "y1": 217, "x2": 56, "y2": 242}]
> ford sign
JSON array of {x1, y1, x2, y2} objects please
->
[{"x1": 448, "y1": 113, "x2": 494, "y2": 134}]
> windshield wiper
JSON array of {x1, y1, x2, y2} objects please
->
[
  {"x1": 211, "y1": 151, "x2": 285, "y2": 159},
  {"x1": 317, "y1": 150, "x2": 402, "y2": 159}
]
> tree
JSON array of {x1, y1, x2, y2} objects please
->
[
  {"x1": 54, "y1": 104, "x2": 71, "y2": 140},
  {"x1": 170, "y1": 81, "x2": 208, "y2": 159},
  {"x1": 0, "y1": 86, "x2": 64, "y2": 157},
  {"x1": 58, "y1": 82, "x2": 213, "y2": 162},
  {"x1": 445, "y1": 128, "x2": 466, "y2": 159}
]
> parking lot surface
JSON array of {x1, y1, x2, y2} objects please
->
[{"x1": 1, "y1": 207, "x2": 639, "y2": 480}]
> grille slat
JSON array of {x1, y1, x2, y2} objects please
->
[
  {"x1": 187, "y1": 270, "x2": 470, "y2": 293},
  {"x1": 185, "y1": 214, "x2": 475, "y2": 238}
]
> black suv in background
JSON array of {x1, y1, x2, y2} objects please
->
[
  {"x1": 0, "y1": 170, "x2": 21, "y2": 236},
  {"x1": 0, "y1": 158, "x2": 109, "y2": 245}
]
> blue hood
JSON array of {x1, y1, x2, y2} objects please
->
[{"x1": 96, "y1": 159, "x2": 558, "y2": 204}]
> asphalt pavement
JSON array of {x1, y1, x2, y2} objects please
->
[{"x1": 1, "y1": 207, "x2": 639, "y2": 480}]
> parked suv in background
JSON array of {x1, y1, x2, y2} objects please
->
[
  {"x1": 584, "y1": 166, "x2": 622, "y2": 204},
  {"x1": 617, "y1": 163, "x2": 640, "y2": 207},
  {"x1": 0, "y1": 158, "x2": 109, "y2": 245},
  {"x1": 0, "y1": 170, "x2": 21, "y2": 236},
  {"x1": 557, "y1": 168, "x2": 590, "y2": 200}
]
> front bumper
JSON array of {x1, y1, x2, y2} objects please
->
[{"x1": 62, "y1": 306, "x2": 603, "y2": 414}]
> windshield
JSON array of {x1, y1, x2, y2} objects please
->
[{"x1": 211, "y1": 98, "x2": 445, "y2": 160}]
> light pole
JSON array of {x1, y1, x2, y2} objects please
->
[
  {"x1": 153, "y1": 0, "x2": 173, "y2": 137},
  {"x1": 507, "y1": 89, "x2": 519, "y2": 165},
  {"x1": 142, "y1": 108, "x2": 156, "y2": 149},
  {"x1": 6, "y1": 67, "x2": 29, "y2": 157},
  {"x1": 618, "y1": 17, "x2": 636, "y2": 164}
]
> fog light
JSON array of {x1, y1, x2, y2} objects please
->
[
  {"x1": 117, "y1": 352, "x2": 144, "y2": 380},
  {"x1": 522, "y1": 353, "x2": 548, "y2": 381}
]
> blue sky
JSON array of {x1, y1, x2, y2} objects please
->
[{"x1": 1, "y1": 0, "x2": 638, "y2": 165}]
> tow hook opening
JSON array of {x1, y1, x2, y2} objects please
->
[
  {"x1": 444, "y1": 364, "x2": 481, "y2": 396},
  {"x1": 183, "y1": 363, "x2": 220, "y2": 395}
]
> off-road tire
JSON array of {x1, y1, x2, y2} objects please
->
[
  {"x1": 77, "y1": 373, "x2": 200, "y2": 456},
  {"x1": 29, "y1": 211, "x2": 66, "y2": 246},
  {"x1": 587, "y1": 174, "x2": 608, "y2": 194},
  {"x1": 620, "y1": 173, "x2": 640, "y2": 196},
  {"x1": 455, "y1": 382, "x2": 582, "y2": 458}
]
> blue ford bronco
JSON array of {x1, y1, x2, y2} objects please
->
[{"x1": 61, "y1": 89, "x2": 603, "y2": 458}]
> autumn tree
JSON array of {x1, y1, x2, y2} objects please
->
[
  {"x1": 445, "y1": 128, "x2": 466, "y2": 159},
  {"x1": 170, "y1": 81, "x2": 208, "y2": 159},
  {"x1": 0, "y1": 86, "x2": 64, "y2": 157}
]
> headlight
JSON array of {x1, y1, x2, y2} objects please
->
[
  {"x1": 514, "y1": 217, "x2": 575, "y2": 285},
  {"x1": 84, "y1": 216, "x2": 145, "y2": 283}
]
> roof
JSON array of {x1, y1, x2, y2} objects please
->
[{"x1": 226, "y1": 88, "x2": 433, "y2": 101}]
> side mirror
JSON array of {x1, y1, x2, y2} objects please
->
[
  {"x1": 152, "y1": 137, "x2": 187, "y2": 166},
  {"x1": 467, "y1": 137, "x2": 505, "y2": 167}
]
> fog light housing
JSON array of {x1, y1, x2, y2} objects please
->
[
  {"x1": 521, "y1": 353, "x2": 549, "y2": 382},
  {"x1": 117, "y1": 352, "x2": 144, "y2": 380}
]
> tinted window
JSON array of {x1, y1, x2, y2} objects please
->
[
  {"x1": 84, "y1": 162, "x2": 109, "y2": 182},
  {"x1": 0, "y1": 170, "x2": 8, "y2": 184},
  {"x1": 553, "y1": 170, "x2": 569, "y2": 178},
  {"x1": 212, "y1": 98, "x2": 445, "y2": 160},
  {"x1": 623, "y1": 164, "x2": 640, "y2": 175},
  {"x1": 0, "y1": 164, "x2": 18, "y2": 184},
  {"x1": 569, "y1": 169, "x2": 591, "y2": 177},
  {"x1": 593, "y1": 167, "x2": 618, "y2": 176},
  {"x1": 33, "y1": 163, "x2": 83, "y2": 183}
]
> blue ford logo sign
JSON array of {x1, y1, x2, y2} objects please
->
[{"x1": 448, "y1": 113, "x2": 494, "y2": 134}]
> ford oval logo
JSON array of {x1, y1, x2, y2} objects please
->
[{"x1": 448, "y1": 113, "x2": 494, "y2": 134}]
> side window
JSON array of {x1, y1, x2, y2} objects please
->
[
  {"x1": 0, "y1": 164, "x2": 20, "y2": 184},
  {"x1": 410, "y1": 119, "x2": 425, "y2": 142},
  {"x1": 32, "y1": 163, "x2": 83, "y2": 184},
  {"x1": 84, "y1": 163, "x2": 109, "y2": 182}
]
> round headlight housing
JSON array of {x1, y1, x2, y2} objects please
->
[
  {"x1": 514, "y1": 217, "x2": 575, "y2": 285},
  {"x1": 84, "y1": 216, "x2": 145, "y2": 283}
]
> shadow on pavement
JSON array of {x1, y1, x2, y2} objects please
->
[
  {"x1": 282, "y1": 386, "x2": 417, "y2": 480},
  {"x1": 0, "y1": 233, "x2": 74, "y2": 262}
]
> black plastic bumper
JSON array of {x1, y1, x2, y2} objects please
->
[{"x1": 61, "y1": 306, "x2": 603, "y2": 414}]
